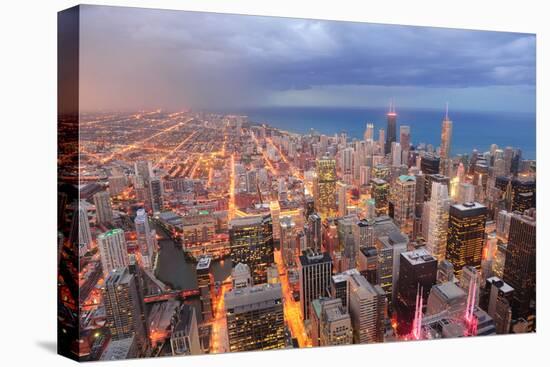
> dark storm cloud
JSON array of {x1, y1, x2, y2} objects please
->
[{"x1": 79, "y1": 5, "x2": 535, "y2": 111}]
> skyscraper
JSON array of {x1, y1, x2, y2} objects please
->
[
  {"x1": 446, "y1": 202, "x2": 487, "y2": 278},
  {"x1": 348, "y1": 272, "x2": 387, "y2": 343},
  {"x1": 93, "y1": 190, "x2": 113, "y2": 224},
  {"x1": 483, "y1": 277, "x2": 514, "y2": 334},
  {"x1": 371, "y1": 178, "x2": 389, "y2": 216},
  {"x1": 389, "y1": 175, "x2": 416, "y2": 235},
  {"x1": 299, "y1": 249, "x2": 333, "y2": 321},
  {"x1": 103, "y1": 267, "x2": 149, "y2": 354},
  {"x1": 385, "y1": 100, "x2": 397, "y2": 155},
  {"x1": 149, "y1": 176, "x2": 163, "y2": 214},
  {"x1": 196, "y1": 256, "x2": 213, "y2": 322},
  {"x1": 78, "y1": 204, "x2": 92, "y2": 251},
  {"x1": 364, "y1": 123, "x2": 374, "y2": 141},
  {"x1": 98, "y1": 228, "x2": 129, "y2": 277},
  {"x1": 134, "y1": 208, "x2": 155, "y2": 270},
  {"x1": 395, "y1": 248, "x2": 437, "y2": 335},
  {"x1": 306, "y1": 213, "x2": 322, "y2": 252},
  {"x1": 426, "y1": 182, "x2": 451, "y2": 262},
  {"x1": 280, "y1": 215, "x2": 297, "y2": 267},
  {"x1": 225, "y1": 283, "x2": 285, "y2": 352},
  {"x1": 439, "y1": 103, "x2": 453, "y2": 174},
  {"x1": 314, "y1": 156, "x2": 337, "y2": 219},
  {"x1": 503, "y1": 209, "x2": 536, "y2": 320},
  {"x1": 420, "y1": 153, "x2": 440, "y2": 175},
  {"x1": 400, "y1": 125, "x2": 411, "y2": 152},
  {"x1": 228, "y1": 214, "x2": 275, "y2": 284}
]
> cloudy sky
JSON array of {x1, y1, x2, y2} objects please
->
[{"x1": 79, "y1": 5, "x2": 536, "y2": 113}]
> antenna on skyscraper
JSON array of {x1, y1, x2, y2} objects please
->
[
  {"x1": 389, "y1": 98, "x2": 396, "y2": 114},
  {"x1": 445, "y1": 102, "x2": 449, "y2": 120}
]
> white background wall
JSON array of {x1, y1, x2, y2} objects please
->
[{"x1": 0, "y1": 0, "x2": 547, "y2": 366}]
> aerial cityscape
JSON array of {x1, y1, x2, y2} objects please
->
[{"x1": 57, "y1": 5, "x2": 536, "y2": 362}]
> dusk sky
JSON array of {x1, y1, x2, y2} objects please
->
[{"x1": 80, "y1": 5, "x2": 536, "y2": 113}]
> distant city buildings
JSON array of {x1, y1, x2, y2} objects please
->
[{"x1": 66, "y1": 104, "x2": 536, "y2": 361}]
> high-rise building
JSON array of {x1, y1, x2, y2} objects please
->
[
  {"x1": 103, "y1": 267, "x2": 149, "y2": 354},
  {"x1": 149, "y1": 176, "x2": 163, "y2": 214},
  {"x1": 78, "y1": 204, "x2": 92, "y2": 251},
  {"x1": 400, "y1": 125, "x2": 411, "y2": 152},
  {"x1": 395, "y1": 248, "x2": 438, "y2": 335},
  {"x1": 337, "y1": 181, "x2": 348, "y2": 217},
  {"x1": 225, "y1": 283, "x2": 285, "y2": 352},
  {"x1": 93, "y1": 190, "x2": 113, "y2": 224},
  {"x1": 446, "y1": 202, "x2": 487, "y2": 278},
  {"x1": 371, "y1": 178, "x2": 389, "y2": 216},
  {"x1": 439, "y1": 104, "x2": 453, "y2": 163},
  {"x1": 375, "y1": 231, "x2": 408, "y2": 305},
  {"x1": 359, "y1": 165, "x2": 371, "y2": 187},
  {"x1": 496, "y1": 210, "x2": 513, "y2": 242},
  {"x1": 337, "y1": 215, "x2": 358, "y2": 271},
  {"x1": 385, "y1": 101, "x2": 397, "y2": 155},
  {"x1": 280, "y1": 215, "x2": 297, "y2": 267},
  {"x1": 311, "y1": 298, "x2": 353, "y2": 346},
  {"x1": 314, "y1": 156, "x2": 337, "y2": 219},
  {"x1": 329, "y1": 268, "x2": 359, "y2": 313},
  {"x1": 134, "y1": 208, "x2": 155, "y2": 270},
  {"x1": 357, "y1": 246, "x2": 378, "y2": 284},
  {"x1": 170, "y1": 304, "x2": 201, "y2": 356},
  {"x1": 196, "y1": 256, "x2": 213, "y2": 322},
  {"x1": 391, "y1": 142, "x2": 402, "y2": 166},
  {"x1": 306, "y1": 213, "x2": 322, "y2": 252},
  {"x1": 421, "y1": 154, "x2": 440, "y2": 175},
  {"x1": 298, "y1": 249, "x2": 333, "y2": 321},
  {"x1": 503, "y1": 209, "x2": 536, "y2": 320},
  {"x1": 348, "y1": 272, "x2": 386, "y2": 344},
  {"x1": 228, "y1": 214, "x2": 275, "y2": 284},
  {"x1": 364, "y1": 123, "x2": 374, "y2": 141},
  {"x1": 483, "y1": 277, "x2": 514, "y2": 334},
  {"x1": 98, "y1": 228, "x2": 129, "y2": 277},
  {"x1": 426, "y1": 182, "x2": 451, "y2": 262},
  {"x1": 389, "y1": 175, "x2": 416, "y2": 235}
]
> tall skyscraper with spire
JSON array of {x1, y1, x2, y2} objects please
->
[
  {"x1": 385, "y1": 99, "x2": 397, "y2": 155},
  {"x1": 440, "y1": 103, "x2": 453, "y2": 175}
]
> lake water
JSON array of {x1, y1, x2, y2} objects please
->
[{"x1": 226, "y1": 106, "x2": 536, "y2": 159}]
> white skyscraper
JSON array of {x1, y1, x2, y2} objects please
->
[
  {"x1": 342, "y1": 147, "x2": 354, "y2": 176},
  {"x1": 98, "y1": 228, "x2": 129, "y2": 276},
  {"x1": 426, "y1": 182, "x2": 451, "y2": 262},
  {"x1": 391, "y1": 142, "x2": 402, "y2": 166},
  {"x1": 134, "y1": 208, "x2": 155, "y2": 269}
]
